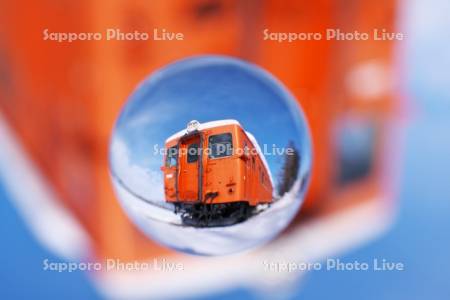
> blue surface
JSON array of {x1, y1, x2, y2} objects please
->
[{"x1": 0, "y1": 183, "x2": 100, "y2": 300}]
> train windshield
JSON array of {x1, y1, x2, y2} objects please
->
[
  {"x1": 165, "y1": 146, "x2": 178, "y2": 167},
  {"x1": 208, "y1": 133, "x2": 233, "y2": 158},
  {"x1": 187, "y1": 143, "x2": 200, "y2": 163}
]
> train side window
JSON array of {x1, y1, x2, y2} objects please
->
[
  {"x1": 166, "y1": 146, "x2": 178, "y2": 167},
  {"x1": 208, "y1": 133, "x2": 233, "y2": 158},
  {"x1": 187, "y1": 143, "x2": 199, "y2": 163}
]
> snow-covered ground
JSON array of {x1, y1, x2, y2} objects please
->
[{"x1": 112, "y1": 176, "x2": 305, "y2": 256}]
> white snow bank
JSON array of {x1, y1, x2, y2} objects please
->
[{"x1": 113, "y1": 174, "x2": 304, "y2": 255}]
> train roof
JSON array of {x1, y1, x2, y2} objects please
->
[
  {"x1": 165, "y1": 119, "x2": 241, "y2": 143},
  {"x1": 246, "y1": 131, "x2": 274, "y2": 186}
]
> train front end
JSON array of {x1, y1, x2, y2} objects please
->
[{"x1": 161, "y1": 120, "x2": 254, "y2": 227}]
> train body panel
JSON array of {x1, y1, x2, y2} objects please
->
[{"x1": 162, "y1": 120, "x2": 273, "y2": 210}]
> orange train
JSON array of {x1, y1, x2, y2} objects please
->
[{"x1": 161, "y1": 120, "x2": 273, "y2": 227}]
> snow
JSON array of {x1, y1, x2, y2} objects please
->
[
  {"x1": 113, "y1": 178, "x2": 182, "y2": 225},
  {"x1": 112, "y1": 175, "x2": 304, "y2": 256},
  {"x1": 110, "y1": 138, "x2": 165, "y2": 202},
  {"x1": 245, "y1": 131, "x2": 274, "y2": 186},
  {"x1": 165, "y1": 119, "x2": 241, "y2": 143}
]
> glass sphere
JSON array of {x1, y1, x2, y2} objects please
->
[{"x1": 109, "y1": 56, "x2": 312, "y2": 255}]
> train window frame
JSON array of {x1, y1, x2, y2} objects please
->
[
  {"x1": 208, "y1": 133, "x2": 233, "y2": 159},
  {"x1": 165, "y1": 146, "x2": 178, "y2": 168},
  {"x1": 187, "y1": 143, "x2": 200, "y2": 163}
]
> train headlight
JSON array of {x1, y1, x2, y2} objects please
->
[{"x1": 187, "y1": 120, "x2": 200, "y2": 133}]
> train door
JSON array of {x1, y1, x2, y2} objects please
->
[
  {"x1": 163, "y1": 146, "x2": 178, "y2": 200},
  {"x1": 243, "y1": 141, "x2": 251, "y2": 203},
  {"x1": 250, "y1": 155, "x2": 257, "y2": 205},
  {"x1": 178, "y1": 135, "x2": 201, "y2": 201}
]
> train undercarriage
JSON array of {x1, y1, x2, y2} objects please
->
[{"x1": 174, "y1": 201, "x2": 255, "y2": 227}]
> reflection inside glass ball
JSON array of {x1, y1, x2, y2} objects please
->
[{"x1": 109, "y1": 56, "x2": 312, "y2": 255}]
